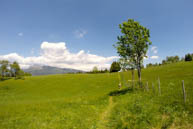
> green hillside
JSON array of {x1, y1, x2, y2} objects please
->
[{"x1": 0, "y1": 61, "x2": 193, "y2": 129}]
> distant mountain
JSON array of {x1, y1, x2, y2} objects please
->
[{"x1": 23, "y1": 65, "x2": 84, "y2": 76}]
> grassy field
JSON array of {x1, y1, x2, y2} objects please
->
[{"x1": 0, "y1": 61, "x2": 193, "y2": 129}]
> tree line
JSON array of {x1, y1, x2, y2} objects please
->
[
  {"x1": 0, "y1": 60, "x2": 31, "y2": 80},
  {"x1": 147, "y1": 53, "x2": 193, "y2": 68},
  {"x1": 89, "y1": 61, "x2": 121, "y2": 73}
]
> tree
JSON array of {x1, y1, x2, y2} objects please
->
[
  {"x1": 10, "y1": 61, "x2": 21, "y2": 78},
  {"x1": 92, "y1": 66, "x2": 99, "y2": 73},
  {"x1": 110, "y1": 61, "x2": 121, "y2": 72},
  {"x1": 165, "y1": 56, "x2": 180, "y2": 63},
  {"x1": 185, "y1": 54, "x2": 192, "y2": 61},
  {"x1": 114, "y1": 19, "x2": 152, "y2": 86},
  {"x1": 0, "y1": 60, "x2": 9, "y2": 78}
]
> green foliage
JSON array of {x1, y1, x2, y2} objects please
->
[
  {"x1": 24, "y1": 72, "x2": 32, "y2": 76},
  {"x1": 89, "y1": 67, "x2": 109, "y2": 74},
  {"x1": 110, "y1": 61, "x2": 121, "y2": 72},
  {"x1": 114, "y1": 19, "x2": 152, "y2": 82},
  {"x1": 0, "y1": 60, "x2": 29, "y2": 80},
  {"x1": 146, "y1": 63, "x2": 161, "y2": 68},
  {"x1": 162, "y1": 56, "x2": 180, "y2": 64},
  {"x1": 0, "y1": 60, "x2": 10, "y2": 77},
  {"x1": 92, "y1": 66, "x2": 99, "y2": 73},
  {"x1": 185, "y1": 53, "x2": 192, "y2": 61},
  {"x1": 10, "y1": 61, "x2": 21, "y2": 77}
]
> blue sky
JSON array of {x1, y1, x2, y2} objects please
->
[{"x1": 0, "y1": 0, "x2": 193, "y2": 70}]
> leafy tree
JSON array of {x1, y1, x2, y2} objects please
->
[
  {"x1": 165, "y1": 56, "x2": 180, "y2": 63},
  {"x1": 10, "y1": 61, "x2": 21, "y2": 78},
  {"x1": 92, "y1": 66, "x2": 99, "y2": 73},
  {"x1": 0, "y1": 60, "x2": 9, "y2": 77},
  {"x1": 110, "y1": 61, "x2": 121, "y2": 72},
  {"x1": 185, "y1": 54, "x2": 192, "y2": 61},
  {"x1": 114, "y1": 19, "x2": 152, "y2": 85}
]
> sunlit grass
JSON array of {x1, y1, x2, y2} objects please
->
[{"x1": 0, "y1": 61, "x2": 193, "y2": 128}]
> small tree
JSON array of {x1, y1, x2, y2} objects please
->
[
  {"x1": 92, "y1": 66, "x2": 99, "y2": 73},
  {"x1": 110, "y1": 61, "x2": 121, "y2": 72},
  {"x1": 114, "y1": 19, "x2": 152, "y2": 86},
  {"x1": 0, "y1": 60, "x2": 9, "y2": 78},
  {"x1": 10, "y1": 61, "x2": 21, "y2": 78},
  {"x1": 185, "y1": 54, "x2": 192, "y2": 61}
]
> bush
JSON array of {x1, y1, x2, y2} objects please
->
[
  {"x1": 185, "y1": 54, "x2": 192, "y2": 61},
  {"x1": 110, "y1": 61, "x2": 121, "y2": 72}
]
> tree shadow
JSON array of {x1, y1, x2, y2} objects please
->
[
  {"x1": 0, "y1": 77, "x2": 12, "y2": 81},
  {"x1": 108, "y1": 88, "x2": 133, "y2": 96}
]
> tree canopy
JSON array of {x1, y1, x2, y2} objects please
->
[
  {"x1": 114, "y1": 19, "x2": 152, "y2": 84},
  {"x1": 110, "y1": 61, "x2": 121, "y2": 73}
]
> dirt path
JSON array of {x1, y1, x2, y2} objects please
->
[{"x1": 97, "y1": 96, "x2": 115, "y2": 129}]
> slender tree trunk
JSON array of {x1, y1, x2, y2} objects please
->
[
  {"x1": 137, "y1": 64, "x2": 142, "y2": 87},
  {"x1": 131, "y1": 68, "x2": 134, "y2": 89}
]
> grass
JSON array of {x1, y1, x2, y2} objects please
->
[{"x1": 0, "y1": 61, "x2": 193, "y2": 128}]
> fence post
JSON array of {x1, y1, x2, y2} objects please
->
[
  {"x1": 182, "y1": 80, "x2": 186, "y2": 104},
  {"x1": 152, "y1": 82, "x2": 155, "y2": 94},
  {"x1": 158, "y1": 77, "x2": 161, "y2": 95},
  {"x1": 146, "y1": 81, "x2": 149, "y2": 91},
  {"x1": 119, "y1": 83, "x2": 121, "y2": 89}
]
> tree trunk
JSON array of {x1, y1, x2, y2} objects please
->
[
  {"x1": 137, "y1": 65, "x2": 142, "y2": 87},
  {"x1": 131, "y1": 68, "x2": 134, "y2": 89}
]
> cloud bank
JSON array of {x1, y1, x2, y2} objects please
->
[{"x1": 0, "y1": 42, "x2": 118, "y2": 71}]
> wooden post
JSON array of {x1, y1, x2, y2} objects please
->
[
  {"x1": 146, "y1": 81, "x2": 149, "y2": 91},
  {"x1": 119, "y1": 83, "x2": 121, "y2": 90},
  {"x1": 182, "y1": 80, "x2": 186, "y2": 104},
  {"x1": 152, "y1": 82, "x2": 155, "y2": 94},
  {"x1": 158, "y1": 77, "x2": 161, "y2": 95}
]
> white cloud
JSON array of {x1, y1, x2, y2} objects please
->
[
  {"x1": 0, "y1": 41, "x2": 118, "y2": 71},
  {"x1": 151, "y1": 46, "x2": 158, "y2": 54},
  {"x1": 74, "y1": 29, "x2": 87, "y2": 38},
  {"x1": 150, "y1": 56, "x2": 159, "y2": 59},
  {"x1": 18, "y1": 32, "x2": 23, "y2": 36}
]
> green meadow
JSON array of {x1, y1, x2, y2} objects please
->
[{"x1": 0, "y1": 61, "x2": 193, "y2": 129}]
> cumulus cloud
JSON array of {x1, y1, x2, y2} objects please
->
[
  {"x1": 151, "y1": 46, "x2": 158, "y2": 54},
  {"x1": 0, "y1": 42, "x2": 118, "y2": 71},
  {"x1": 18, "y1": 32, "x2": 23, "y2": 36},
  {"x1": 74, "y1": 29, "x2": 87, "y2": 38}
]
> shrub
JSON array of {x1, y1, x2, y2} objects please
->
[
  {"x1": 185, "y1": 54, "x2": 192, "y2": 61},
  {"x1": 110, "y1": 61, "x2": 121, "y2": 72}
]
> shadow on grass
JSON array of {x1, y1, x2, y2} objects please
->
[
  {"x1": 0, "y1": 77, "x2": 12, "y2": 82},
  {"x1": 109, "y1": 88, "x2": 133, "y2": 96}
]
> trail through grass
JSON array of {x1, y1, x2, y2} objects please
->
[{"x1": 97, "y1": 96, "x2": 115, "y2": 129}]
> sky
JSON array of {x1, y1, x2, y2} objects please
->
[{"x1": 0, "y1": 0, "x2": 193, "y2": 71}]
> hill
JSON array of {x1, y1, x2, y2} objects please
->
[
  {"x1": 0, "y1": 61, "x2": 193, "y2": 128},
  {"x1": 23, "y1": 65, "x2": 84, "y2": 75}
]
